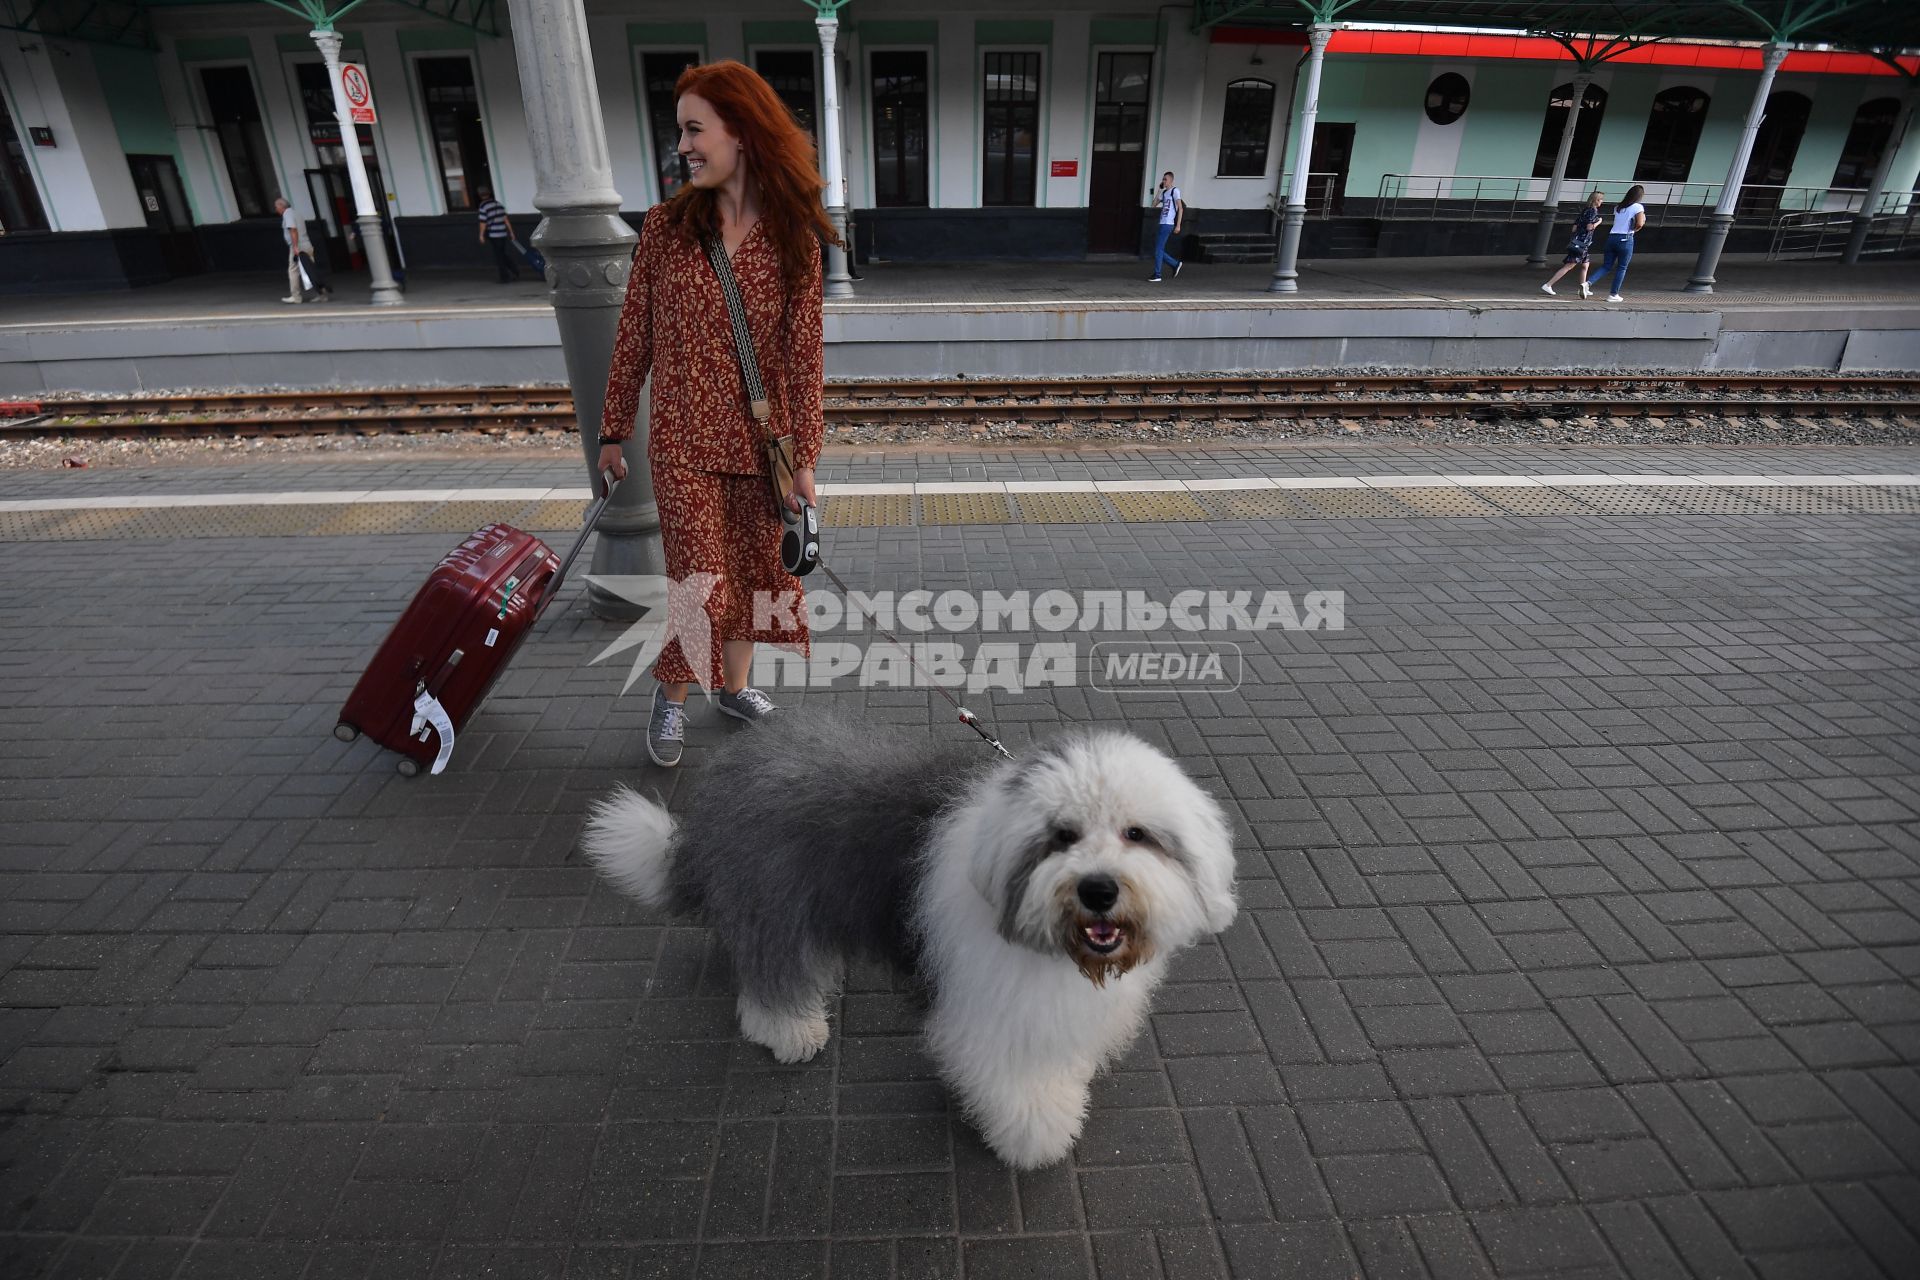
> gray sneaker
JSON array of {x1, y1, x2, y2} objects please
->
[
  {"x1": 717, "y1": 687, "x2": 778, "y2": 723},
  {"x1": 647, "y1": 685, "x2": 686, "y2": 766}
]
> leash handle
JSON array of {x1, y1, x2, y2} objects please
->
[{"x1": 815, "y1": 559, "x2": 1015, "y2": 758}]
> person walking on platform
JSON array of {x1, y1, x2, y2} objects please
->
[
  {"x1": 597, "y1": 60, "x2": 832, "y2": 767},
  {"x1": 1593, "y1": 185, "x2": 1646, "y2": 303},
  {"x1": 1541, "y1": 190, "x2": 1605, "y2": 298},
  {"x1": 1150, "y1": 171, "x2": 1185, "y2": 282},
  {"x1": 274, "y1": 197, "x2": 327, "y2": 304},
  {"x1": 476, "y1": 189, "x2": 520, "y2": 283}
]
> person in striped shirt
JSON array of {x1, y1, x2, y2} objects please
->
[{"x1": 476, "y1": 188, "x2": 519, "y2": 283}]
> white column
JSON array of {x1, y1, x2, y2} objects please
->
[
  {"x1": 1844, "y1": 85, "x2": 1919, "y2": 265},
  {"x1": 1685, "y1": 42, "x2": 1788, "y2": 293},
  {"x1": 816, "y1": 15, "x2": 854, "y2": 297},
  {"x1": 1528, "y1": 70, "x2": 1592, "y2": 267},
  {"x1": 506, "y1": 0, "x2": 661, "y2": 617},
  {"x1": 311, "y1": 29, "x2": 402, "y2": 305},
  {"x1": 1268, "y1": 22, "x2": 1332, "y2": 293}
]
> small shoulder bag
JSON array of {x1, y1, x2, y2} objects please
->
[{"x1": 702, "y1": 234, "x2": 796, "y2": 517}]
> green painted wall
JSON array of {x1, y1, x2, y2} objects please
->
[
  {"x1": 1791, "y1": 82, "x2": 1863, "y2": 203},
  {"x1": 92, "y1": 47, "x2": 180, "y2": 160},
  {"x1": 92, "y1": 45, "x2": 198, "y2": 222},
  {"x1": 1309, "y1": 59, "x2": 1418, "y2": 200},
  {"x1": 1687, "y1": 82, "x2": 1746, "y2": 192},
  {"x1": 1453, "y1": 62, "x2": 1556, "y2": 183},
  {"x1": 1586, "y1": 66, "x2": 1657, "y2": 184}
]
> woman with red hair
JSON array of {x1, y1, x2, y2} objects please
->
[{"x1": 598, "y1": 60, "x2": 837, "y2": 767}]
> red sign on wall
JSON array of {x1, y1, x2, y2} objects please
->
[{"x1": 1050, "y1": 159, "x2": 1078, "y2": 178}]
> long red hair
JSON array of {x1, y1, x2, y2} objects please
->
[{"x1": 663, "y1": 60, "x2": 839, "y2": 289}]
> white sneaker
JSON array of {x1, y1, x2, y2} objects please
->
[
  {"x1": 1607, "y1": 294, "x2": 1623, "y2": 303},
  {"x1": 281, "y1": 295, "x2": 303, "y2": 304},
  {"x1": 1579, "y1": 283, "x2": 1592, "y2": 299},
  {"x1": 1540, "y1": 283, "x2": 1555, "y2": 296}
]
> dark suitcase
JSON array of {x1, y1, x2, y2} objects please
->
[
  {"x1": 295, "y1": 250, "x2": 330, "y2": 297},
  {"x1": 335, "y1": 478, "x2": 614, "y2": 776},
  {"x1": 513, "y1": 238, "x2": 547, "y2": 279}
]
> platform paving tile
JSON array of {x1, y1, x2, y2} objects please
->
[
  {"x1": 1, "y1": 447, "x2": 1918, "y2": 1278},
  {"x1": 5, "y1": 445, "x2": 1920, "y2": 502}
]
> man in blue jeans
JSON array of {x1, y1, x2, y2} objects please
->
[
  {"x1": 1151, "y1": 171, "x2": 1184, "y2": 282},
  {"x1": 1593, "y1": 184, "x2": 1646, "y2": 302}
]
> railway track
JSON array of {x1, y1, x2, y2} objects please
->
[{"x1": 3, "y1": 374, "x2": 1917, "y2": 439}]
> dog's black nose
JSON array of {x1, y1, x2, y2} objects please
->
[{"x1": 1077, "y1": 875, "x2": 1119, "y2": 913}]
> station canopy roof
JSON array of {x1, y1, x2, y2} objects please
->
[
  {"x1": 4, "y1": 0, "x2": 1917, "y2": 57},
  {"x1": 1195, "y1": 0, "x2": 1920, "y2": 54}
]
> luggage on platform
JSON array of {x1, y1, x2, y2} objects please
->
[
  {"x1": 295, "y1": 250, "x2": 331, "y2": 298},
  {"x1": 335, "y1": 477, "x2": 614, "y2": 776},
  {"x1": 513, "y1": 238, "x2": 547, "y2": 279}
]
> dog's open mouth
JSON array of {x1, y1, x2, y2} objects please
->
[{"x1": 1081, "y1": 921, "x2": 1124, "y2": 954}]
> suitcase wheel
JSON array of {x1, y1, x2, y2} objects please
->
[
  {"x1": 333, "y1": 723, "x2": 359, "y2": 743},
  {"x1": 396, "y1": 758, "x2": 420, "y2": 778}
]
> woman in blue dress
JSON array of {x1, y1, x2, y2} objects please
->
[{"x1": 1540, "y1": 190, "x2": 1605, "y2": 298}]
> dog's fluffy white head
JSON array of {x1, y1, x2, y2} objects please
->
[{"x1": 962, "y1": 733, "x2": 1238, "y2": 983}]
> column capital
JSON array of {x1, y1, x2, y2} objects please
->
[
  {"x1": 1761, "y1": 42, "x2": 1789, "y2": 72},
  {"x1": 309, "y1": 28, "x2": 342, "y2": 60},
  {"x1": 815, "y1": 15, "x2": 839, "y2": 52},
  {"x1": 1307, "y1": 22, "x2": 1333, "y2": 53},
  {"x1": 1570, "y1": 69, "x2": 1593, "y2": 90}
]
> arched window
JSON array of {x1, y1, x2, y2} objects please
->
[
  {"x1": 1217, "y1": 78, "x2": 1276, "y2": 176},
  {"x1": 1832, "y1": 97, "x2": 1901, "y2": 189},
  {"x1": 1633, "y1": 87, "x2": 1711, "y2": 182},
  {"x1": 1424, "y1": 73, "x2": 1470, "y2": 126},
  {"x1": 1531, "y1": 81, "x2": 1608, "y2": 180}
]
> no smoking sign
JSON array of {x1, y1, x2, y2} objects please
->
[{"x1": 340, "y1": 62, "x2": 377, "y2": 124}]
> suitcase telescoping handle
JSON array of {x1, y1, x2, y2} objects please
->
[{"x1": 538, "y1": 469, "x2": 619, "y2": 612}]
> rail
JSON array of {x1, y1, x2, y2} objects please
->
[
  {"x1": 1770, "y1": 208, "x2": 1920, "y2": 260},
  {"x1": 1272, "y1": 173, "x2": 1338, "y2": 220},
  {"x1": 1377, "y1": 173, "x2": 1886, "y2": 227},
  {"x1": 6, "y1": 375, "x2": 1917, "y2": 441}
]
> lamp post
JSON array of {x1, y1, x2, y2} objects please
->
[
  {"x1": 1686, "y1": 42, "x2": 1789, "y2": 294},
  {"x1": 1269, "y1": 22, "x2": 1333, "y2": 294},
  {"x1": 810, "y1": 1, "x2": 855, "y2": 297},
  {"x1": 1527, "y1": 71, "x2": 1592, "y2": 268},
  {"x1": 505, "y1": 0, "x2": 661, "y2": 617},
  {"x1": 310, "y1": 28, "x2": 402, "y2": 305}
]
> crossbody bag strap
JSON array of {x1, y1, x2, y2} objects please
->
[{"x1": 702, "y1": 235, "x2": 773, "y2": 433}]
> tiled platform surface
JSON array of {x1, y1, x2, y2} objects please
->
[{"x1": 2, "y1": 445, "x2": 1919, "y2": 1279}]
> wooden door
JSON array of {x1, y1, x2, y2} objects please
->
[
  {"x1": 1088, "y1": 52, "x2": 1152, "y2": 254},
  {"x1": 127, "y1": 155, "x2": 204, "y2": 277},
  {"x1": 1307, "y1": 123, "x2": 1354, "y2": 215}
]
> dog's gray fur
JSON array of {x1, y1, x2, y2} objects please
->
[{"x1": 664, "y1": 713, "x2": 991, "y2": 1010}]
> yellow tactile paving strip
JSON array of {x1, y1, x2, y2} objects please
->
[{"x1": 2, "y1": 482, "x2": 1917, "y2": 542}]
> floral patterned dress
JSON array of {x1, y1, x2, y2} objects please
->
[{"x1": 601, "y1": 204, "x2": 825, "y2": 688}]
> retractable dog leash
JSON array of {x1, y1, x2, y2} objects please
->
[{"x1": 705, "y1": 234, "x2": 1014, "y2": 761}]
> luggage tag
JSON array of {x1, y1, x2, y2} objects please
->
[{"x1": 409, "y1": 689, "x2": 457, "y2": 775}]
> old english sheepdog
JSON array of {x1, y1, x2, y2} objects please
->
[{"x1": 581, "y1": 715, "x2": 1238, "y2": 1169}]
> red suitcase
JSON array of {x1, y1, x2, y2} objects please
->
[{"x1": 335, "y1": 479, "x2": 614, "y2": 776}]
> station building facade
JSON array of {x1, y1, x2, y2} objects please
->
[{"x1": 1, "y1": 0, "x2": 1916, "y2": 291}]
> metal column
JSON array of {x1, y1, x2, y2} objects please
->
[
  {"x1": 1685, "y1": 43, "x2": 1789, "y2": 294},
  {"x1": 1843, "y1": 85, "x2": 1919, "y2": 266},
  {"x1": 1269, "y1": 22, "x2": 1333, "y2": 294},
  {"x1": 1527, "y1": 71, "x2": 1592, "y2": 268},
  {"x1": 815, "y1": 14, "x2": 855, "y2": 298},
  {"x1": 505, "y1": 0, "x2": 661, "y2": 619},
  {"x1": 310, "y1": 28, "x2": 403, "y2": 306}
]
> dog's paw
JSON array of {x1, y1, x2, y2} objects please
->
[
  {"x1": 738, "y1": 995, "x2": 830, "y2": 1064},
  {"x1": 977, "y1": 1077, "x2": 1089, "y2": 1169}
]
